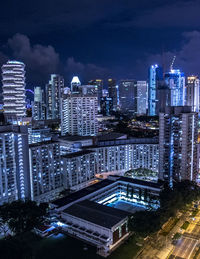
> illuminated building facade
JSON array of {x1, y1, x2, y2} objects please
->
[
  {"x1": 88, "y1": 79, "x2": 103, "y2": 111},
  {"x1": 2, "y1": 61, "x2": 26, "y2": 122},
  {"x1": 32, "y1": 86, "x2": 46, "y2": 120},
  {"x1": 29, "y1": 141, "x2": 63, "y2": 202},
  {"x1": 62, "y1": 150, "x2": 95, "y2": 191},
  {"x1": 136, "y1": 81, "x2": 148, "y2": 115},
  {"x1": 186, "y1": 76, "x2": 200, "y2": 112},
  {"x1": 148, "y1": 64, "x2": 163, "y2": 116},
  {"x1": 46, "y1": 74, "x2": 64, "y2": 120},
  {"x1": 100, "y1": 97, "x2": 113, "y2": 116},
  {"x1": 159, "y1": 106, "x2": 198, "y2": 185},
  {"x1": 119, "y1": 79, "x2": 136, "y2": 114},
  {"x1": 108, "y1": 79, "x2": 118, "y2": 111},
  {"x1": 164, "y1": 69, "x2": 185, "y2": 106},
  {"x1": 71, "y1": 76, "x2": 81, "y2": 93},
  {"x1": 61, "y1": 92, "x2": 98, "y2": 136},
  {"x1": 0, "y1": 125, "x2": 30, "y2": 205}
]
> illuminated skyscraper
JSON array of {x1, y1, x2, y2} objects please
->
[
  {"x1": 159, "y1": 106, "x2": 198, "y2": 185},
  {"x1": 186, "y1": 76, "x2": 200, "y2": 112},
  {"x1": 2, "y1": 61, "x2": 26, "y2": 122},
  {"x1": 108, "y1": 79, "x2": 118, "y2": 110},
  {"x1": 119, "y1": 79, "x2": 136, "y2": 114},
  {"x1": 71, "y1": 76, "x2": 81, "y2": 93},
  {"x1": 46, "y1": 74, "x2": 64, "y2": 120},
  {"x1": 32, "y1": 86, "x2": 45, "y2": 120},
  {"x1": 88, "y1": 79, "x2": 103, "y2": 111},
  {"x1": 164, "y1": 69, "x2": 185, "y2": 107},
  {"x1": 136, "y1": 81, "x2": 148, "y2": 115},
  {"x1": 148, "y1": 64, "x2": 163, "y2": 116}
]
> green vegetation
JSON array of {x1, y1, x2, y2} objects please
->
[
  {"x1": 0, "y1": 200, "x2": 48, "y2": 235},
  {"x1": 129, "y1": 180, "x2": 200, "y2": 236},
  {"x1": 173, "y1": 233, "x2": 182, "y2": 240},
  {"x1": 193, "y1": 246, "x2": 200, "y2": 259},
  {"x1": 125, "y1": 168, "x2": 157, "y2": 179},
  {"x1": 191, "y1": 209, "x2": 198, "y2": 217},
  {"x1": 181, "y1": 221, "x2": 189, "y2": 230},
  {"x1": 160, "y1": 217, "x2": 179, "y2": 236}
]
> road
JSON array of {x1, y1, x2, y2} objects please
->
[{"x1": 169, "y1": 237, "x2": 198, "y2": 259}]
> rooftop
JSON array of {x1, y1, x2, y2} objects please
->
[
  {"x1": 63, "y1": 200, "x2": 130, "y2": 228},
  {"x1": 52, "y1": 179, "x2": 113, "y2": 208},
  {"x1": 59, "y1": 135, "x2": 94, "y2": 142},
  {"x1": 29, "y1": 140, "x2": 58, "y2": 147},
  {"x1": 62, "y1": 150, "x2": 95, "y2": 159}
]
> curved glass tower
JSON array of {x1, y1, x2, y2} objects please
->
[{"x1": 2, "y1": 61, "x2": 26, "y2": 120}]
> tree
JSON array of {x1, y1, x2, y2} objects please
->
[{"x1": 0, "y1": 200, "x2": 48, "y2": 235}]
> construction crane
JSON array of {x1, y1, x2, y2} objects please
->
[{"x1": 170, "y1": 55, "x2": 176, "y2": 71}]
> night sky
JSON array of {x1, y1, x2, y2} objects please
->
[{"x1": 1, "y1": 0, "x2": 200, "y2": 87}]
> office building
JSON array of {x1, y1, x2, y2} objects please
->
[
  {"x1": 136, "y1": 81, "x2": 148, "y2": 115},
  {"x1": 108, "y1": 79, "x2": 118, "y2": 111},
  {"x1": 148, "y1": 65, "x2": 163, "y2": 116},
  {"x1": 186, "y1": 76, "x2": 200, "y2": 112},
  {"x1": 164, "y1": 69, "x2": 185, "y2": 107},
  {"x1": 2, "y1": 61, "x2": 26, "y2": 122},
  {"x1": 159, "y1": 106, "x2": 198, "y2": 185},
  {"x1": 89, "y1": 79, "x2": 103, "y2": 111},
  {"x1": 32, "y1": 86, "x2": 46, "y2": 120},
  {"x1": 100, "y1": 97, "x2": 113, "y2": 116},
  {"x1": 119, "y1": 80, "x2": 136, "y2": 114},
  {"x1": 29, "y1": 141, "x2": 63, "y2": 202},
  {"x1": 46, "y1": 74, "x2": 64, "y2": 120},
  {"x1": 71, "y1": 76, "x2": 81, "y2": 93},
  {"x1": 61, "y1": 92, "x2": 98, "y2": 136},
  {"x1": 0, "y1": 125, "x2": 30, "y2": 205}
]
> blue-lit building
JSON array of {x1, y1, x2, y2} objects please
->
[
  {"x1": 164, "y1": 69, "x2": 185, "y2": 106},
  {"x1": 148, "y1": 65, "x2": 163, "y2": 116}
]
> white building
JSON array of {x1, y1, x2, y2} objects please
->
[
  {"x1": 136, "y1": 81, "x2": 148, "y2": 115},
  {"x1": 186, "y1": 76, "x2": 200, "y2": 112},
  {"x1": 29, "y1": 141, "x2": 63, "y2": 202},
  {"x1": 2, "y1": 61, "x2": 26, "y2": 122},
  {"x1": 0, "y1": 125, "x2": 30, "y2": 205},
  {"x1": 62, "y1": 150, "x2": 96, "y2": 191},
  {"x1": 159, "y1": 106, "x2": 198, "y2": 185},
  {"x1": 61, "y1": 93, "x2": 98, "y2": 136}
]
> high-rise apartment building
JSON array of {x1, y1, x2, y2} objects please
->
[
  {"x1": 119, "y1": 80, "x2": 136, "y2": 114},
  {"x1": 0, "y1": 125, "x2": 30, "y2": 205},
  {"x1": 164, "y1": 69, "x2": 185, "y2": 107},
  {"x1": 61, "y1": 92, "x2": 98, "y2": 136},
  {"x1": 46, "y1": 74, "x2": 64, "y2": 120},
  {"x1": 148, "y1": 65, "x2": 163, "y2": 116},
  {"x1": 29, "y1": 141, "x2": 63, "y2": 202},
  {"x1": 108, "y1": 79, "x2": 118, "y2": 111},
  {"x1": 186, "y1": 76, "x2": 200, "y2": 112},
  {"x1": 71, "y1": 76, "x2": 81, "y2": 93},
  {"x1": 62, "y1": 150, "x2": 95, "y2": 191},
  {"x1": 2, "y1": 61, "x2": 26, "y2": 122},
  {"x1": 159, "y1": 106, "x2": 198, "y2": 185},
  {"x1": 136, "y1": 81, "x2": 148, "y2": 115},
  {"x1": 32, "y1": 86, "x2": 45, "y2": 120},
  {"x1": 89, "y1": 79, "x2": 103, "y2": 111}
]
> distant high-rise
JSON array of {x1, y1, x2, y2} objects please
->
[
  {"x1": 61, "y1": 89, "x2": 98, "y2": 136},
  {"x1": 136, "y1": 81, "x2": 148, "y2": 115},
  {"x1": 159, "y1": 106, "x2": 198, "y2": 185},
  {"x1": 0, "y1": 125, "x2": 30, "y2": 205},
  {"x1": 119, "y1": 79, "x2": 136, "y2": 114},
  {"x1": 100, "y1": 97, "x2": 113, "y2": 116},
  {"x1": 32, "y1": 86, "x2": 45, "y2": 120},
  {"x1": 46, "y1": 74, "x2": 64, "y2": 120},
  {"x1": 108, "y1": 79, "x2": 118, "y2": 111},
  {"x1": 148, "y1": 64, "x2": 163, "y2": 116},
  {"x1": 71, "y1": 76, "x2": 81, "y2": 93},
  {"x1": 164, "y1": 69, "x2": 185, "y2": 107},
  {"x1": 2, "y1": 61, "x2": 26, "y2": 122},
  {"x1": 88, "y1": 79, "x2": 103, "y2": 111},
  {"x1": 186, "y1": 76, "x2": 200, "y2": 112}
]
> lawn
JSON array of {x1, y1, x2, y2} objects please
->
[
  {"x1": 160, "y1": 217, "x2": 179, "y2": 236},
  {"x1": 181, "y1": 221, "x2": 189, "y2": 230}
]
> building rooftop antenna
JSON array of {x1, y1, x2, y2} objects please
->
[{"x1": 170, "y1": 55, "x2": 176, "y2": 71}]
